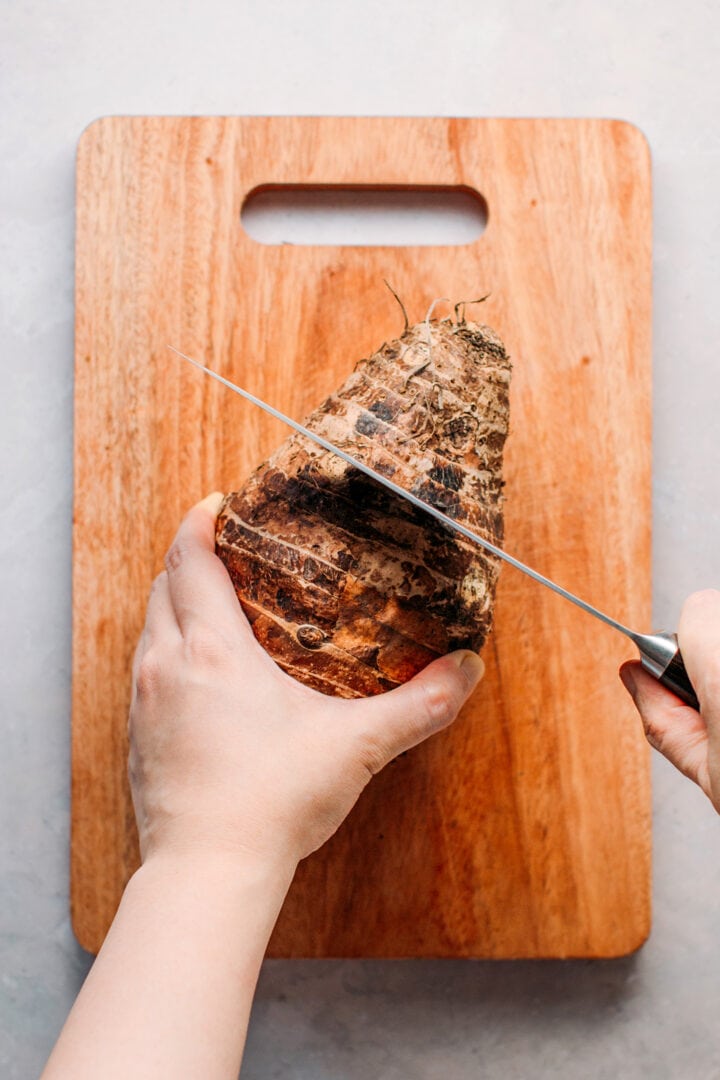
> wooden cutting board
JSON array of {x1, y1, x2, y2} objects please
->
[{"x1": 73, "y1": 116, "x2": 652, "y2": 958}]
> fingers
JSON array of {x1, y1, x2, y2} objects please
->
[
  {"x1": 678, "y1": 589, "x2": 720, "y2": 727},
  {"x1": 619, "y1": 589, "x2": 720, "y2": 809},
  {"x1": 620, "y1": 660, "x2": 712, "y2": 798},
  {"x1": 352, "y1": 651, "x2": 485, "y2": 774},
  {"x1": 164, "y1": 492, "x2": 247, "y2": 638}
]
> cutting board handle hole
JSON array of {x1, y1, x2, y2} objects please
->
[{"x1": 241, "y1": 185, "x2": 487, "y2": 247}]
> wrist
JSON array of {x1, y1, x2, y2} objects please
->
[{"x1": 131, "y1": 845, "x2": 298, "y2": 905}]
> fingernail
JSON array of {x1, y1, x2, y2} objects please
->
[
  {"x1": 620, "y1": 665, "x2": 638, "y2": 701},
  {"x1": 454, "y1": 651, "x2": 485, "y2": 686},
  {"x1": 201, "y1": 491, "x2": 225, "y2": 514}
]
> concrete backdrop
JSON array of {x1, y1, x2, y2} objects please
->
[{"x1": 2, "y1": 1, "x2": 720, "y2": 1076}]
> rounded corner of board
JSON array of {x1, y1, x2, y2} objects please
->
[
  {"x1": 605, "y1": 118, "x2": 653, "y2": 169},
  {"x1": 600, "y1": 915, "x2": 653, "y2": 960},
  {"x1": 77, "y1": 115, "x2": 113, "y2": 152}
]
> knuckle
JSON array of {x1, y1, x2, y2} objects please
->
[
  {"x1": 164, "y1": 540, "x2": 189, "y2": 574},
  {"x1": 135, "y1": 649, "x2": 164, "y2": 698},
  {"x1": 640, "y1": 715, "x2": 662, "y2": 752},
  {"x1": 419, "y1": 680, "x2": 456, "y2": 729},
  {"x1": 183, "y1": 624, "x2": 232, "y2": 667},
  {"x1": 353, "y1": 729, "x2": 391, "y2": 777}
]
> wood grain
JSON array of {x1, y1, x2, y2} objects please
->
[{"x1": 73, "y1": 116, "x2": 652, "y2": 958}]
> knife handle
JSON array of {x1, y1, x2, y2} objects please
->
[
  {"x1": 658, "y1": 646, "x2": 700, "y2": 711},
  {"x1": 639, "y1": 632, "x2": 700, "y2": 711}
]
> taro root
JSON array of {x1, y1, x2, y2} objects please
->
[{"x1": 216, "y1": 315, "x2": 512, "y2": 698}]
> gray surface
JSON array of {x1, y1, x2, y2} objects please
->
[{"x1": 2, "y1": 1, "x2": 720, "y2": 1076}]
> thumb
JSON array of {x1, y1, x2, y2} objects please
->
[{"x1": 352, "y1": 650, "x2": 485, "y2": 775}]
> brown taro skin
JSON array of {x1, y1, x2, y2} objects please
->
[{"x1": 216, "y1": 317, "x2": 512, "y2": 699}]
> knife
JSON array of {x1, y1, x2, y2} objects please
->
[{"x1": 170, "y1": 345, "x2": 700, "y2": 711}]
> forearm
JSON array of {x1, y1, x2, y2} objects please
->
[{"x1": 43, "y1": 851, "x2": 296, "y2": 1080}]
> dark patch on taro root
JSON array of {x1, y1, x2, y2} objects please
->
[
  {"x1": 428, "y1": 463, "x2": 464, "y2": 491},
  {"x1": 410, "y1": 478, "x2": 462, "y2": 518},
  {"x1": 355, "y1": 411, "x2": 380, "y2": 437},
  {"x1": 373, "y1": 459, "x2": 397, "y2": 479},
  {"x1": 336, "y1": 549, "x2": 357, "y2": 571},
  {"x1": 369, "y1": 399, "x2": 397, "y2": 422},
  {"x1": 443, "y1": 413, "x2": 478, "y2": 452},
  {"x1": 379, "y1": 341, "x2": 401, "y2": 360}
]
